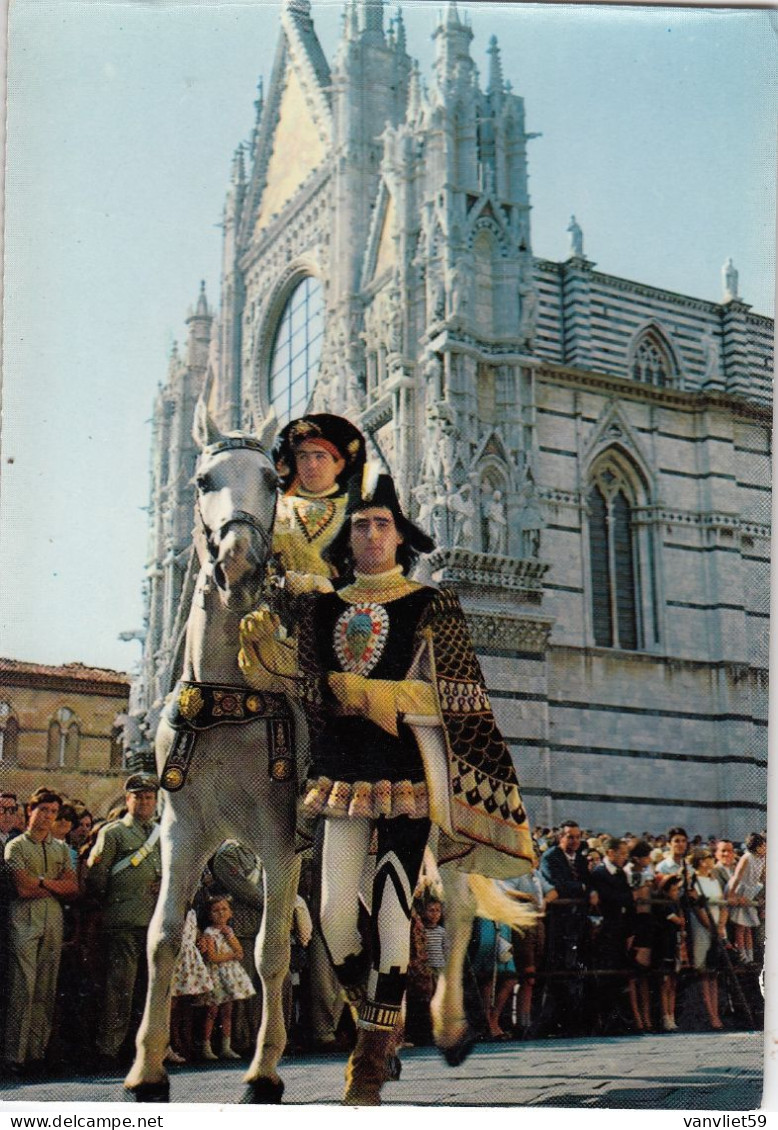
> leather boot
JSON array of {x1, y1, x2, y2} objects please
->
[{"x1": 343, "y1": 1027, "x2": 394, "y2": 1106}]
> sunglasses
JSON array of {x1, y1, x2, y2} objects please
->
[{"x1": 0, "y1": 805, "x2": 18, "y2": 814}]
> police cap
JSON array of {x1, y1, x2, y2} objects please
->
[{"x1": 124, "y1": 772, "x2": 160, "y2": 794}]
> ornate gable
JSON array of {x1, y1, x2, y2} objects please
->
[
  {"x1": 241, "y1": 5, "x2": 333, "y2": 244},
  {"x1": 582, "y1": 399, "x2": 652, "y2": 485}
]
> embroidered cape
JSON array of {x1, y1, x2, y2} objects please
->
[{"x1": 296, "y1": 586, "x2": 534, "y2": 878}]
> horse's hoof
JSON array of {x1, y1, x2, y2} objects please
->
[
  {"x1": 439, "y1": 1026, "x2": 478, "y2": 1067},
  {"x1": 240, "y1": 1078, "x2": 285, "y2": 1104},
  {"x1": 386, "y1": 1053, "x2": 402, "y2": 1081},
  {"x1": 123, "y1": 1081, "x2": 170, "y2": 1103}
]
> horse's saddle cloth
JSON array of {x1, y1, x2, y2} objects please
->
[{"x1": 161, "y1": 680, "x2": 294, "y2": 792}]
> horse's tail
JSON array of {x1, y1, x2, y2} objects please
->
[{"x1": 467, "y1": 874, "x2": 540, "y2": 934}]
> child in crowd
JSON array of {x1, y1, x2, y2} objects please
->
[
  {"x1": 654, "y1": 874, "x2": 685, "y2": 1031},
  {"x1": 199, "y1": 895, "x2": 256, "y2": 1060},
  {"x1": 170, "y1": 905, "x2": 214, "y2": 1062},
  {"x1": 421, "y1": 897, "x2": 448, "y2": 987}
]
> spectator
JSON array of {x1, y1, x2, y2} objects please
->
[
  {"x1": 653, "y1": 874, "x2": 686, "y2": 1031},
  {"x1": 687, "y1": 848, "x2": 727, "y2": 1029},
  {"x1": 52, "y1": 804, "x2": 79, "y2": 868},
  {"x1": 501, "y1": 859, "x2": 548, "y2": 1035},
  {"x1": 0, "y1": 793, "x2": 21, "y2": 850},
  {"x1": 469, "y1": 917, "x2": 517, "y2": 1040},
  {"x1": 403, "y1": 901, "x2": 435, "y2": 1048},
  {"x1": 589, "y1": 837, "x2": 634, "y2": 1033},
  {"x1": 170, "y1": 905, "x2": 214, "y2": 1062},
  {"x1": 727, "y1": 833, "x2": 766, "y2": 965},
  {"x1": 421, "y1": 897, "x2": 448, "y2": 987},
  {"x1": 655, "y1": 828, "x2": 692, "y2": 886},
  {"x1": 85, "y1": 773, "x2": 161, "y2": 1068},
  {"x1": 0, "y1": 792, "x2": 21, "y2": 1040},
  {"x1": 624, "y1": 840, "x2": 654, "y2": 1031},
  {"x1": 713, "y1": 838, "x2": 736, "y2": 892},
  {"x1": 3, "y1": 789, "x2": 78, "y2": 1076},
  {"x1": 209, "y1": 839, "x2": 264, "y2": 1056},
  {"x1": 198, "y1": 895, "x2": 256, "y2": 1061},
  {"x1": 69, "y1": 810, "x2": 94, "y2": 854},
  {"x1": 538, "y1": 820, "x2": 596, "y2": 1033}
]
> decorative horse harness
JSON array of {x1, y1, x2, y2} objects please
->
[
  {"x1": 160, "y1": 435, "x2": 291, "y2": 793},
  {"x1": 161, "y1": 681, "x2": 294, "y2": 791}
]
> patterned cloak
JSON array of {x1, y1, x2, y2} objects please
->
[{"x1": 297, "y1": 586, "x2": 534, "y2": 880}]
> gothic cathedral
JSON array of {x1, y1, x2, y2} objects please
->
[{"x1": 133, "y1": 0, "x2": 772, "y2": 836}]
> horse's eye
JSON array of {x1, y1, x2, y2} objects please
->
[{"x1": 196, "y1": 474, "x2": 212, "y2": 494}]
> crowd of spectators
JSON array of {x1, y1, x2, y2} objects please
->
[{"x1": 0, "y1": 786, "x2": 766, "y2": 1080}]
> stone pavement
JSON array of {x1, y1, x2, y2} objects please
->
[{"x1": 0, "y1": 1032, "x2": 763, "y2": 1109}]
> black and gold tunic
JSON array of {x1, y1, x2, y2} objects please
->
[{"x1": 239, "y1": 567, "x2": 535, "y2": 874}]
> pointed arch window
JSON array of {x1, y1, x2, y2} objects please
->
[
  {"x1": 588, "y1": 454, "x2": 644, "y2": 650},
  {"x1": 47, "y1": 707, "x2": 80, "y2": 769},
  {"x1": 630, "y1": 329, "x2": 677, "y2": 388},
  {"x1": 268, "y1": 276, "x2": 324, "y2": 425},
  {"x1": 0, "y1": 702, "x2": 18, "y2": 765}
]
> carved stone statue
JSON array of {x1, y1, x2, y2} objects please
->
[
  {"x1": 387, "y1": 284, "x2": 403, "y2": 354},
  {"x1": 451, "y1": 484, "x2": 475, "y2": 548},
  {"x1": 446, "y1": 258, "x2": 470, "y2": 320},
  {"x1": 428, "y1": 265, "x2": 446, "y2": 322},
  {"x1": 422, "y1": 352, "x2": 443, "y2": 401},
  {"x1": 412, "y1": 480, "x2": 435, "y2": 535},
  {"x1": 439, "y1": 417, "x2": 460, "y2": 488},
  {"x1": 567, "y1": 214, "x2": 584, "y2": 258},
  {"x1": 431, "y1": 499, "x2": 450, "y2": 546},
  {"x1": 518, "y1": 284, "x2": 538, "y2": 348},
  {"x1": 722, "y1": 257, "x2": 739, "y2": 302},
  {"x1": 701, "y1": 328, "x2": 720, "y2": 384},
  {"x1": 485, "y1": 489, "x2": 508, "y2": 555}
]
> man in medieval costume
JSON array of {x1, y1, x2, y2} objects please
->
[
  {"x1": 239, "y1": 467, "x2": 534, "y2": 1104},
  {"x1": 271, "y1": 412, "x2": 366, "y2": 592}
]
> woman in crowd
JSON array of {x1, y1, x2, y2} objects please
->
[
  {"x1": 686, "y1": 847, "x2": 728, "y2": 1029},
  {"x1": 727, "y1": 833, "x2": 766, "y2": 965}
]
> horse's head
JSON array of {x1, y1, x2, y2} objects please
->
[{"x1": 192, "y1": 377, "x2": 278, "y2": 612}]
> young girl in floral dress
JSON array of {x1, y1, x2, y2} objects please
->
[{"x1": 199, "y1": 895, "x2": 256, "y2": 1061}]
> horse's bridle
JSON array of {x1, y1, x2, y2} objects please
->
[{"x1": 196, "y1": 436, "x2": 278, "y2": 575}]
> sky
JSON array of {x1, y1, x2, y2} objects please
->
[{"x1": 0, "y1": 0, "x2": 775, "y2": 676}]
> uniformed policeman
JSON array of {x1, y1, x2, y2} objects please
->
[{"x1": 85, "y1": 773, "x2": 161, "y2": 1065}]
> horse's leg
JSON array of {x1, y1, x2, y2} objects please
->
[
  {"x1": 124, "y1": 812, "x2": 211, "y2": 1099},
  {"x1": 431, "y1": 863, "x2": 479, "y2": 1065},
  {"x1": 242, "y1": 844, "x2": 300, "y2": 1104}
]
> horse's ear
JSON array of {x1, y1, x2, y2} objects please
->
[
  {"x1": 193, "y1": 369, "x2": 221, "y2": 450},
  {"x1": 256, "y1": 407, "x2": 278, "y2": 453}
]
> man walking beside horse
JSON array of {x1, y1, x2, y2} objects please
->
[{"x1": 240, "y1": 467, "x2": 536, "y2": 1104}]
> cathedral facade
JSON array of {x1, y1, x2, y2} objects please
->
[{"x1": 132, "y1": 0, "x2": 772, "y2": 838}]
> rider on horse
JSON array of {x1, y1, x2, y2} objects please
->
[{"x1": 270, "y1": 413, "x2": 365, "y2": 592}]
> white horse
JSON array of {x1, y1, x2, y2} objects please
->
[
  {"x1": 124, "y1": 392, "x2": 302, "y2": 1103},
  {"x1": 125, "y1": 391, "x2": 534, "y2": 1102}
]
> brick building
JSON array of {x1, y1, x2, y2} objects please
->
[{"x1": 0, "y1": 658, "x2": 131, "y2": 816}]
